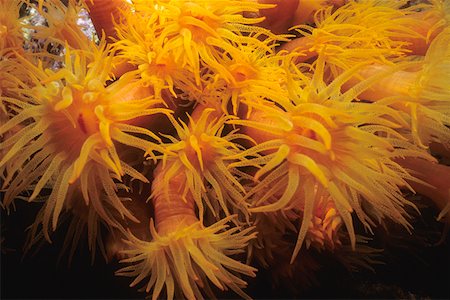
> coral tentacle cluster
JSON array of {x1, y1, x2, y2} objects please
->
[{"x1": 1, "y1": 0, "x2": 449, "y2": 298}]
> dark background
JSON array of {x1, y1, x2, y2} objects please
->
[{"x1": 1, "y1": 198, "x2": 449, "y2": 299}]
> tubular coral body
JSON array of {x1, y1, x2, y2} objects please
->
[
  {"x1": 0, "y1": 41, "x2": 168, "y2": 240},
  {"x1": 293, "y1": 0, "x2": 346, "y2": 25},
  {"x1": 256, "y1": 0, "x2": 300, "y2": 34},
  {"x1": 397, "y1": 157, "x2": 450, "y2": 223},
  {"x1": 84, "y1": 0, "x2": 130, "y2": 40},
  {"x1": 254, "y1": 0, "x2": 346, "y2": 35},
  {"x1": 117, "y1": 163, "x2": 257, "y2": 300}
]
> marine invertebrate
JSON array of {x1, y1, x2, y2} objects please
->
[
  {"x1": 113, "y1": 10, "x2": 198, "y2": 99},
  {"x1": 1, "y1": 0, "x2": 450, "y2": 299},
  {"x1": 0, "y1": 38, "x2": 168, "y2": 241},
  {"x1": 254, "y1": 0, "x2": 300, "y2": 34},
  {"x1": 282, "y1": 0, "x2": 449, "y2": 70},
  {"x1": 231, "y1": 55, "x2": 434, "y2": 260},
  {"x1": 84, "y1": 0, "x2": 130, "y2": 40},
  {"x1": 253, "y1": 0, "x2": 346, "y2": 34},
  {"x1": 117, "y1": 163, "x2": 257, "y2": 300},
  {"x1": 293, "y1": 0, "x2": 346, "y2": 25},
  {"x1": 397, "y1": 157, "x2": 450, "y2": 224},
  {"x1": 156, "y1": 106, "x2": 252, "y2": 220},
  {"x1": 112, "y1": 0, "x2": 283, "y2": 100},
  {"x1": 200, "y1": 38, "x2": 288, "y2": 113},
  {"x1": 343, "y1": 27, "x2": 450, "y2": 149}
]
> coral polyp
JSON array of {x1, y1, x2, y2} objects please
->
[
  {"x1": 233, "y1": 75, "x2": 433, "y2": 259},
  {"x1": 1, "y1": 0, "x2": 449, "y2": 299},
  {"x1": 1, "y1": 38, "x2": 167, "y2": 241},
  {"x1": 117, "y1": 166, "x2": 256, "y2": 299},
  {"x1": 157, "y1": 107, "x2": 252, "y2": 219},
  {"x1": 118, "y1": 217, "x2": 257, "y2": 299}
]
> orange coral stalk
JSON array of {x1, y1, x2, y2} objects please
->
[
  {"x1": 255, "y1": 0, "x2": 345, "y2": 34},
  {"x1": 343, "y1": 32, "x2": 450, "y2": 149},
  {"x1": 114, "y1": 101, "x2": 257, "y2": 297},
  {"x1": 113, "y1": 81, "x2": 177, "y2": 130},
  {"x1": 393, "y1": 10, "x2": 445, "y2": 55},
  {"x1": 111, "y1": 60, "x2": 136, "y2": 79},
  {"x1": 256, "y1": 0, "x2": 299, "y2": 34},
  {"x1": 117, "y1": 162, "x2": 257, "y2": 299},
  {"x1": 152, "y1": 166, "x2": 198, "y2": 236},
  {"x1": 341, "y1": 64, "x2": 418, "y2": 101},
  {"x1": 279, "y1": 35, "x2": 316, "y2": 63},
  {"x1": 85, "y1": 0, "x2": 130, "y2": 40},
  {"x1": 293, "y1": 0, "x2": 346, "y2": 25},
  {"x1": 430, "y1": 142, "x2": 450, "y2": 160},
  {"x1": 397, "y1": 157, "x2": 450, "y2": 223}
]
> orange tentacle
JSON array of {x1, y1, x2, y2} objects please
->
[{"x1": 393, "y1": 11, "x2": 444, "y2": 56}]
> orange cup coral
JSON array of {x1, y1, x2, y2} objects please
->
[{"x1": 1, "y1": 0, "x2": 449, "y2": 299}]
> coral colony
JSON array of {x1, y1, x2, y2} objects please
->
[{"x1": 1, "y1": 0, "x2": 450, "y2": 298}]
